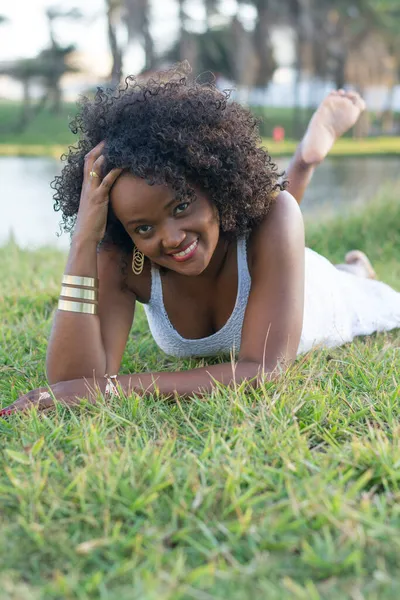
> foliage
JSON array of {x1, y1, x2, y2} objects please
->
[
  {"x1": 3, "y1": 0, "x2": 400, "y2": 125},
  {"x1": 165, "y1": 26, "x2": 238, "y2": 81},
  {"x1": 1, "y1": 101, "x2": 400, "y2": 156},
  {"x1": 0, "y1": 7, "x2": 81, "y2": 134},
  {"x1": 0, "y1": 190, "x2": 400, "y2": 597}
]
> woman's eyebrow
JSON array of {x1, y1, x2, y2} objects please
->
[
  {"x1": 126, "y1": 197, "x2": 179, "y2": 226},
  {"x1": 126, "y1": 217, "x2": 146, "y2": 226}
]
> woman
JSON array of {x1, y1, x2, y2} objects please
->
[{"x1": 2, "y1": 66, "x2": 400, "y2": 414}]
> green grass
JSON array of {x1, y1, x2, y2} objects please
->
[
  {"x1": 0, "y1": 101, "x2": 77, "y2": 146},
  {"x1": 1, "y1": 101, "x2": 400, "y2": 158},
  {"x1": 1, "y1": 189, "x2": 400, "y2": 599}
]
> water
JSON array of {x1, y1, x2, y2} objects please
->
[
  {"x1": 1, "y1": 156, "x2": 399, "y2": 250},
  {"x1": 1, "y1": 157, "x2": 67, "y2": 250}
]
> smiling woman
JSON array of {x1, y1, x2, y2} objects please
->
[
  {"x1": 110, "y1": 174, "x2": 221, "y2": 276},
  {"x1": 3, "y1": 62, "x2": 400, "y2": 415}
]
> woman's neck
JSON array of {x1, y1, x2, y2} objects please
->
[{"x1": 201, "y1": 234, "x2": 232, "y2": 281}]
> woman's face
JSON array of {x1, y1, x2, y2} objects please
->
[{"x1": 110, "y1": 173, "x2": 221, "y2": 276}]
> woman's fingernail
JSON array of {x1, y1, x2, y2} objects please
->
[{"x1": 0, "y1": 409, "x2": 13, "y2": 416}]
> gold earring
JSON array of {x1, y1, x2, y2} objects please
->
[{"x1": 132, "y1": 246, "x2": 145, "y2": 275}]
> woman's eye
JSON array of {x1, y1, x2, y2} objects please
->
[
  {"x1": 174, "y1": 202, "x2": 190, "y2": 215},
  {"x1": 135, "y1": 224, "x2": 152, "y2": 234}
]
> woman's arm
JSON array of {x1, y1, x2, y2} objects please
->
[
  {"x1": 46, "y1": 241, "x2": 136, "y2": 383},
  {"x1": 46, "y1": 142, "x2": 134, "y2": 383},
  {"x1": 1, "y1": 359, "x2": 275, "y2": 416}
]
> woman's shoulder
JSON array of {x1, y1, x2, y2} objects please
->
[
  {"x1": 97, "y1": 242, "x2": 152, "y2": 303},
  {"x1": 259, "y1": 190, "x2": 301, "y2": 230},
  {"x1": 247, "y1": 191, "x2": 304, "y2": 267}
]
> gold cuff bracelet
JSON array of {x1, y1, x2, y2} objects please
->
[
  {"x1": 62, "y1": 275, "x2": 99, "y2": 287},
  {"x1": 58, "y1": 299, "x2": 98, "y2": 314},
  {"x1": 60, "y1": 286, "x2": 98, "y2": 301}
]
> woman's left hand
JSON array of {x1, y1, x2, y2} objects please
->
[{"x1": 0, "y1": 379, "x2": 97, "y2": 416}]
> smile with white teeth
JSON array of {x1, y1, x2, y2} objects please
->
[{"x1": 171, "y1": 238, "x2": 199, "y2": 259}]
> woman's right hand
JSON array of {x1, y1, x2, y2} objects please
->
[{"x1": 73, "y1": 141, "x2": 123, "y2": 244}]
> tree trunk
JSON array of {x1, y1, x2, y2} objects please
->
[
  {"x1": 292, "y1": 0, "x2": 310, "y2": 138},
  {"x1": 252, "y1": 0, "x2": 275, "y2": 87},
  {"x1": 107, "y1": 1, "x2": 123, "y2": 86},
  {"x1": 382, "y1": 85, "x2": 395, "y2": 134},
  {"x1": 21, "y1": 79, "x2": 32, "y2": 123},
  {"x1": 333, "y1": 51, "x2": 346, "y2": 89},
  {"x1": 51, "y1": 81, "x2": 63, "y2": 113},
  {"x1": 16, "y1": 79, "x2": 32, "y2": 132},
  {"x1": 141, "y1": 0, "x2": 155, "y2": 70},
  {"x1": 181, "y1": 36, "x2": 198, "y2": 76},
  {"x1": 231, "y1": 15, "x2": 255, "y2": 87},
  {"x1": 178, "y1": 0, "x2": 197, "y2": 74}
]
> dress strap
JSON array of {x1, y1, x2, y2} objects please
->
[
  {"x1": 149, "y1": 263, "x2": 163, "y2": 305},
  {"x1": 236, "y1": 235, "x2": 251, "y2": 291}
]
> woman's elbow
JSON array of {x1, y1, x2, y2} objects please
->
[{"x1": 45, "y1": 357, "x2": 106, "y2": 385}]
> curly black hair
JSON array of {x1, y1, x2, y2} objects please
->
[{"x1": 52, "y1": 62, "x2": 286, "y2": 254}]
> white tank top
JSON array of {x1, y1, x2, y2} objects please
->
[{"x1": 142, "y1": 237, "x2": 251, "y2": 357}]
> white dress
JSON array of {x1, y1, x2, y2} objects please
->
[
  {"x1": 142, "y1": 238, "x2": 400, "y2": 358},
  {"x1": 298, "y1": 248, "x2": 400, "y2": 354}
]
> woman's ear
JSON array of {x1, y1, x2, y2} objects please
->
[{"x1": 213, "y1": 203, "x2": 221, "y2": 225}]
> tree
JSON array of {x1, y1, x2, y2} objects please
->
[
  {"x1": 250, "y1": 0, "x2": 278, "y2": 87},
  {"x1": 161, "y1": 0, "x2": 280, "y2": 88},
  {"x1": 125, "y1": 0, "x2": 155, "y2": 71},
  {"x1": 175, "y1": 0, "x2": 198, "y2": 74},
  {"x1": 0, "y1": 6, "x2": 80, "y2": 132},
  {"x1": 43, "y1": 6, "x2": 82, "y2": 112},
  {"x1": 105, "y1": 0, "x2": 124, "y2": 86},
  {"x1": 280, "y1": 0, "x2": 398, "y2": 135},
  {"x1": 369, "y1": 0, "x2": 400, "y2": 130},
  {"x1": 36, "y1": 43, "x2": 79, "y2": 114},
  {"x1": 103, "y1": 0, "x2": 157, "y2": 85},
  {"x1": 0, "y1": 59, "x2": 45, "y2": 131}
]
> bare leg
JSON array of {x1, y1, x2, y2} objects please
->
[
  {"x1": 285, "y1": 90, "x2": 366, "y2": 205},
  {"x1": 336, "y1": 250, "x2": 377, "y2": 279}
]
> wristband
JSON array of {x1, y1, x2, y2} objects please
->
[
  {"x1": 60, "y1": 286, "x2": 98, "y2": 301},
  {"x1": 62, "y1": 275, "x2": 99, "y2": 288},
  {"x1": 58, "y1": 299, "x2": 98, "y2": 314}
]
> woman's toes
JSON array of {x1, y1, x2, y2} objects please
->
[
  {"x1": 345, "y1": 91, "x2": 366, "y2": 111},
  {"x1": 345, "y1": 250, "x2": 377, "y2": 279}
]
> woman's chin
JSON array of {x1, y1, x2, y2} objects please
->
[
  {"x1": 172, "y1": 263, "x2": 207, "y2": 276},
  {"x1": 166, "y1": 255, "x2": 209, "y2": 276}
]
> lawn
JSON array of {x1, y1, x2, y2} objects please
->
[
  {"x1": 1, "y1": 189, "x2": 400, "y2": 599},
  {"x1": 1, "y1": 100, "x2": 400, "y2": 158}
]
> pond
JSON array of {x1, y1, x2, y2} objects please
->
[{"x1": 1, "y1": 156, "x2": 399, "y2": 250}]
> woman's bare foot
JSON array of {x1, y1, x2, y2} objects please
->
[
  {"x1": 300, "y1": 90, "x2": 366, "y2": 165},
  {"x1": 336, "y1": 250, "x2": 377, "y2": 279}
]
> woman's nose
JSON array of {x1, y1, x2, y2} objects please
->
[{"x1": 160, "y1": 223, "x2": 186, "y2": 251}]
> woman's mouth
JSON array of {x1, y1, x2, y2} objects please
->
[{"x1": 169, "y1": 238, "x2": 199, "y2": 262}]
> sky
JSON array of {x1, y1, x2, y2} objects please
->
[
  {"x1": 1, "y1": 0, "x2": 146, "y2": 76},
  {"x1": 0, "y1": 0, "x2": 181, "y2": 98},
  {"x1": 0, "y1": 0, "x2": 243, "y2": 74},
  {"x1": 0, "y1": 0, "x2": 294, "y2": 99}
]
